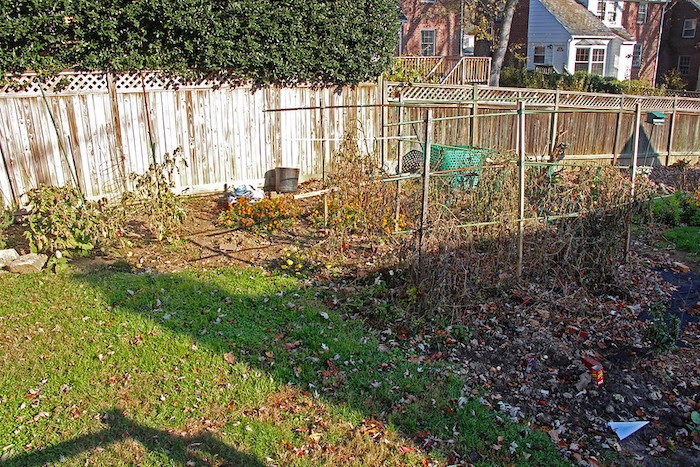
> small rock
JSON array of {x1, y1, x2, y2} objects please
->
[
  {"x1": 537, "y1": 309, "x2": 551, "y2": 319},
  {"x1": 576, "y1": 372, "x2": 592, "y2": 392},
  {"x1": 7, "y1": 254, "x2": 48, "y2": 274},
  {"x1": 536, "y1": 412, "x2": 552, "y2": 424},
  {"x1": 606, "y1": 404, "x2": 615, "y2": 414},
  {"x1": 219, "y1": 242, "x2": 239, "y2": 252},
  {"x1": 670, "y1": 415, "x2": 685, "y2": 427},
  {"x1": 0, "y1": 248, "x2": 19, "y2": 268},
  {"x1": 671, "y1": 262, "x2": 691, "y2": 274},
  {"x1": 563, "y1": 392, "x2": 573, "y2": 399}
]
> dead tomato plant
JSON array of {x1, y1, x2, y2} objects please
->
[{"x1": 401, "y1": 159, "x2": 657, "y2": 316}]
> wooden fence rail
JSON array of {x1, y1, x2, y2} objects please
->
[{"x1": 2, "y1": 72, "x2": 700, "y2": 208}]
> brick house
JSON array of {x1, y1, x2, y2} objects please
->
[
  {"x1": 399, "y1": 0, "x2": 464, "y2": 56},
  {"x1": 657, "y1": 0, "x2": 700, "y2": 90},
  {"x1": 622, "y1": 1, "x2": 666, "y2": 85}
]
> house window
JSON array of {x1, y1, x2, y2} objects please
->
[
  {"x1": 632, "y1": 43, "x2": 642, "y2": 67},
  {"x1": 607, "y1": 1, "x2": 617, "y2": 22},
  {"x1": 591, "y1": 49, "x2": 605, "y2": 75},
  {"x1": 683, "y1": 19, "x2": 697, "y2": 38},
  {"x1": 637, "y1": 2, "x2": 647, "y2": 23},
  {"x1": 678, "y1": 56, "x2": 691, "y2": 76},
  {"x1": 596, "y1": 0, "x2": 605, "y2": 19},
  {"x1": 420, "y1": 29, "x2": 435, "y2": 56},
  {"x1": 462, "y1": 34, "x2": 475, "y2": 56},
  {"x1": 575, "y1": 48, "x2": 590, "y2": 72},
  {"x1": 575, "y1": 47, "x2": 605, "y2": 75},
  {"x1": 533, "y1": 46, "x2": 546, "y2": 65}
]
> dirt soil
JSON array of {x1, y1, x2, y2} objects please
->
[{"x1": 14, "y1": 177, "x2": 699, "y2": 467}]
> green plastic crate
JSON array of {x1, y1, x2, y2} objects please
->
[{"x1": 430, "y1": 144, "x2": 491, "y2": 187}]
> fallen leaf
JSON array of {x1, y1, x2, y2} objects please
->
[{"x1": 223, "y1": 353, "x2": 236, "y2": 365}]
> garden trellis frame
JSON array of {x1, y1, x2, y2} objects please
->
[{"x1": 382, "y1": 100, "x2": 647, "y2": 278}]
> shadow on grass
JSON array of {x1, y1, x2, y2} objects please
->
[
  {"x1": 3, "y1": 266, "x2": 563, "y2": 465},
  {"x1": 4, "y1": 409, "x2": 263, "y2": 467}
]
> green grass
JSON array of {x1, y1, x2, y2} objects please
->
[
  {"x1": 663, "y1": 226, "x2": 700, "y2": 254},
  {"x1": 0, "y1": 267, "x2": 567, "y2": 466}
]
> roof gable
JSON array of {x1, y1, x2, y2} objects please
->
[{"x1": 538, "y1": 0, "x2": 615, "y2": 37}]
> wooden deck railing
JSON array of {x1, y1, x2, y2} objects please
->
[
  {"x1": 441, "y1": 57, "x2": 491, "y2": 85},
  {"x1": 393, "y1": 56, "x2": 491, "y2": 85}
]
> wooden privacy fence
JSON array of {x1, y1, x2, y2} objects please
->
[
  {"x1": 3, "y1": 73, "x2": 700, "y2": 208},
  {"x1": 384, "y1": 83, "x2": 700, "y2": 167},
  {"x1": 0, "y1": 71, "x2": 380, "y2": 207}
]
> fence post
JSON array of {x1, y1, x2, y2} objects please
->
[
  {"x1": 549, "y1": 89, "x2": 560, "y2": 155},
  {"x1": 470, "y1": 84, "x2": 479, "y2": 146},
  {"x1": 320, "y1": 96, "x2": 326, "y2": 182},
  {"x1": 517, "y1": 100, "x2": 526, "y2": 278},
  {"x1": 613, "y1": 94, "x2": 624, "y2": 165},
  {"x1": 625, "y1": 103, "x2": 642, "y2": 257},
  {"x1": 667, "y1": 97, "x2": 677, "y2": 166},
  {"x1": 106, "y1": 72, "x2": 127, "y2": 190},
  {"x1": 395, "y1": 93, "x2": 405, "y2": 232},
  {"x1": 418, "y1": 108, "x2": 433, "y2": 268},
  {"x1": 380, "y1": 75, "x2": 388, "y2": 169},
  {"x1": 0, "y1": 139, "x2": 17, "y2": 205}
]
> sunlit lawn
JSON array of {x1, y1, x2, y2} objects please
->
[{"x1": 0, "y1": 267, "x2": 566, "y2": 466}]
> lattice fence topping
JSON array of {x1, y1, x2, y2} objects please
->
[
  {"x1": 388, "y1": 83, "x2": 700, "y2": 112},
  {"x1": 0, "y1": 72, "x2": 109, "y2": 95},
  {"x1": 1, "y1": 70, "x2": 249, "y2": 96}
]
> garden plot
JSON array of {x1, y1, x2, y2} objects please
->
[{"x1": 1, "y1": 150, "x2": 699, "y2": 465}]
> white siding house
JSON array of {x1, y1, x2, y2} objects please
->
[{"x1": 526, "y1": 0, "x2": 635, "y2": 80}]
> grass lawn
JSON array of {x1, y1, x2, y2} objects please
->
[
  {"x1": 0, "y1": 267, "x2": 566, "y2": 466},
  {"x1": 663, "y1": 226, "x2": 700, "y2": 255}
]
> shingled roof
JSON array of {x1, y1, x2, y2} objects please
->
[{"x1": 539, "y1": 0, "x2": 616, "y2": 37}]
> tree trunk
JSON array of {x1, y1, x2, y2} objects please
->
[{"x1": 489, "y1": 0, "x2": 519, "y2": 86}]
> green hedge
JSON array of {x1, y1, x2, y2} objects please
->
[
  {"x1": 0, "y1": 0, "x2": 398, "y2": 86},
  {"x1": 499, "y1": 67, "x2": 664, "y2": 96}
]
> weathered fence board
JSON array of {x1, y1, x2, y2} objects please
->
[
  {"x1": 2, "y1": 73, "x2": 700, "y2": 208},
  {"x1": 0, "y1": 73, "x2": 382, "y2": 206}
]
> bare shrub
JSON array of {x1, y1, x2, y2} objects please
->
[{"x1": 323, "y1": 135, "x2": 404, "y2": 238}]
